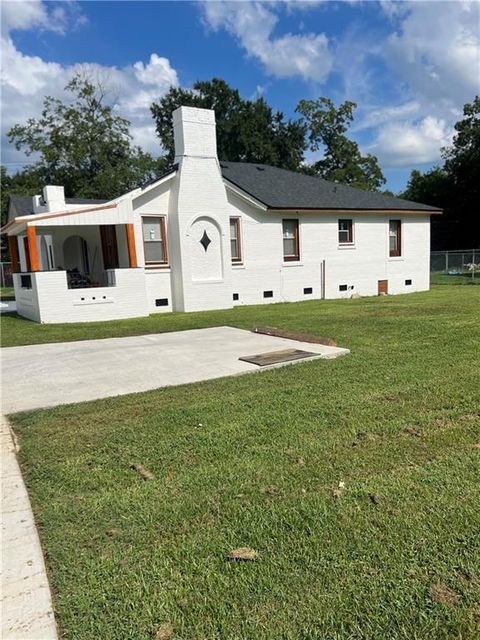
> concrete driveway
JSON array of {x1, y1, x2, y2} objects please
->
[
  {"x1": 1, "y1": 326, "x2": 348, "y2": 413},
  {"x1": 0, "y1": 301, "x2": 16, "y2": 314}
]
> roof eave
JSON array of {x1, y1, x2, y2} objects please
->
[
  {"x1": 267, "y1": 206, "x2": 443, "y2": 215},
  {"x1": 223, "y1": 178, "x2": 268, "y2": 210},
  {"x1": 121, "y1": 167, "x2": 177, "y2": 202}
]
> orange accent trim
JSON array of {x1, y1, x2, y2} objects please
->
[
  {"x1": 26, "y1": 226, "x2": 39, "y2": 272},
  {"x1": 1, "y1": 203, "x2": 117, "y2": 233},
  {"x1": 126, "y1": 224, "x2": 138, "y2": 268},
  {"x1": 8, "y1": 236, "x2": 20, "y2": 273},
  {"x1": 161, "y1": 217, "x2": 168, "y2": 265}
]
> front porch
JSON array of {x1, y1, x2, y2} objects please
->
[
  {"x1": 13, "y1": 268, "x2": 148, "y2": 323},
  {"x1": 6, "y1": 203, "x2": 150, "y2": 323}
]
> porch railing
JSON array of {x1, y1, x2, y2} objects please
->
[{"x1": 66, "y1": 269, "x2": 116, "y2": 289}]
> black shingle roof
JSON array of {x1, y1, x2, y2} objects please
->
[
  {"x1": 8, "y1": 195, "x2": 35, "y2": 219},
  {"x1": 8, "y1": 161, "x2": 441, "y2": 223},
  {"x1": 8, "y1": 195, "x2": 108, "y2": 221},
  {"x1": 220, "y1": 162, "x2": 442, "y2": 212}
]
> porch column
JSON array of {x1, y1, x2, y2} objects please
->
[
  {"x1": 126, "y1": 224, "x2": 138, "y2": 268},
  {"x1": 8, "y1": 236, "x2": 20, "y2": 273},
  {"x1": 26, "y1": 225, "x2": 40, "y2": 272}
]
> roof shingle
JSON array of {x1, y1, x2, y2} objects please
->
[
  {"x1": 220, "y1": 162, "x2": 442, "y2": 212},
  {"x1": 8, "y1": 195, "x2": 109, "y2": 222}
]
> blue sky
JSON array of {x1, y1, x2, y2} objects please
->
[{"x1": 2, "y1": 1, "x2": 479, "y2": 192}]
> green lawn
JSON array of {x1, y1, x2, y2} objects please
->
[
  {"x1": 430, "y1": 272, "x2": 479, "y2": 286},
  {"x1": 0, "y1": 286, "x2": 15, "y2": 301},
  {"x1": 1, "y1": 280, "x2": 478, "y2": 348},
  {"x1": 9, "y1": 286, "x2": 480, "y2": 640}
]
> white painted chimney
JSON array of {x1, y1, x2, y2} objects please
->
[
  {"x1": 173, "y1": 106, "x2": 217, "y2": 161},
  {"x1": 42, "y1": 185, "x2": 65, "y2": 212},
  {"x1": 168, "y1": 105, "x2": 232, "y2": 313}
]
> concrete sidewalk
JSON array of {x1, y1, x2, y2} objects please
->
[
  {"x1": 1, "y1": 326, "x2": 348, "y2": 414},
  {"x1": 1, "y1": 416, "x2": 57, "y2": 640}
]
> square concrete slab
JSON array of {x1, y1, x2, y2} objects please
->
[{"x1": 1, "y1": 326, "x2": 349, "y2": 414}]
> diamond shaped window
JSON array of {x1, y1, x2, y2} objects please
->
[{"x1": 200, "y1": 230, "x2": 211, "y2": 252}]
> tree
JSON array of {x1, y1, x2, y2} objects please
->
[
  {"x1": 8, "y1": 74, "x2": 167, "y2": 201},
  {"x1": 151, "y1": 78, "x2": 306, "y2": 170},
  {"x1": 296, "y1": 97, "x2": 385, "y2": 191},
  {"x1": 442, "y1": 96, "x2": 480, "y2": 228},
  {"x1": 401, "y1": 167, "x2": 451, "y2": 208},
  {"x1": 401, "y1": 97, "x2": 480, "y2": 249}
]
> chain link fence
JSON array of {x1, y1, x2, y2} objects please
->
[{"x1": 430, "y1": 249, "x2": 479, "y2": 284}]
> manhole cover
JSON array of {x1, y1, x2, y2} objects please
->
[{"x1": 239, "y1": 348, "x2": 318, "y2": 367}]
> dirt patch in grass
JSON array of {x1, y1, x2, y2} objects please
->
[
  {"x1": 155, "y1": 622, "x2": 173, "y2": 640},
  {"x1": 253, "y1": 325, "x2": 337, "y2": 346},
  {"x1": 430, "y1": 582, "x2": 460, "y2": 607}
]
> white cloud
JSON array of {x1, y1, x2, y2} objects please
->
[
  {"x1": 1, "y1": 34, "x2": 63, "y2": 96},
  {"x1": 339, "y1": 0, "x2": 479, "y2": 167},
  {"x1": 354, "y1": 101, "x2": 421, "y2": 132},
  {"x1": 133, "y1": 54, "x2": 179, "y2": 90},
  {"x1": 201, "y1": 1, "x2": 333, "y2": 82},
  {"x1": 378, "y1": 0, "x2": 410, "y2": 22},
  {"x1": 1, "y1": 1, "x2": 179, "y2": 170},
  {"x1": 368, "y1": 116, "x2": 453, "y2": 167},
  {"x1": 1, "y1": 0, "x2": 84, "y2": 36},
  {"x1": 385, "y1": 0, "x2": 480, "y2": 105},
  {"x1": 1, "y1": 0, "x2": 55, "y2": 34}
]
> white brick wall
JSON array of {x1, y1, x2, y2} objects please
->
[
  {"x1": 226, "y1": 191, "x2": 431, "y2": 305},
  {"x1": 14, "y1": 269, "x2": 149, "y2": 324}
]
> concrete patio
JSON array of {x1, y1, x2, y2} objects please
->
[{"x1": 1, "y1": 326, "x2": 348, "y2": 413}]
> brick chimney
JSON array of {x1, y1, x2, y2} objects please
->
[
  {"x1": 173, "y1": 106, "x2": 218, "y2": 161},
  {"x1": 42, "y1": 186, "x2": 65, "y2": 212}
]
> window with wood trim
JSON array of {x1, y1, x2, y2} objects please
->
[
  {"x1": 230, "y1": 217, "x2": 242, "y2": 263},
  {"x1": 389, "y1": 220, "x2": 401, "y2": 257},
  {"x1": 282, "y1": 219, "x2": 299, "y2": 261},
  {"x1": 338, "y1": 219, "x2": 353, "y2": 244},
  {"x1": 142, "y1": 217, "x2": 168, "y2": 265}
]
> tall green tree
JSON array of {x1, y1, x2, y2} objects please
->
[
  {"x1": 8, "y1": 74, "x2": 166, "y2": 201},
  {"x1": 296, "y1": 97, "x2": 385, "y2": 191},
  {"x1": 1, "y1": 165, "x2": 44, "y2": 229},
  {"x1": 401, "y1": 96, "x2": 480, "y2": 249},
  {"x1": 442, "y1": 96, "x2": 480, "y2": 226},
  {"x1": 150, "y1": 78, "x2": 306, "y2": 170},
  {"x1": 401, "y1": 167, "x2": 451, "y2": 209}
]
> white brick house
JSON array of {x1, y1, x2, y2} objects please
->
[{"x1": 3, "y1": 106, "x2": 442, "y2": 324}]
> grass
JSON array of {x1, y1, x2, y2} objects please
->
[
  {"x1": 1, "y1": 279, "x2": 478, "y2": 348},
  {"x1": 430, "y1": 272, "x2": 479, "y2": 286},
  {"x1": 0, "y1": 286, "x2": 15, "y2": 301},
  {"x1": 9, "y1": 286, "x2": 480, "y2": 640}
]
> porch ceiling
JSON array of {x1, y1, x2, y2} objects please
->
[{"x1": 2, "y1": 200, "x2": 133, "y2": 235}]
